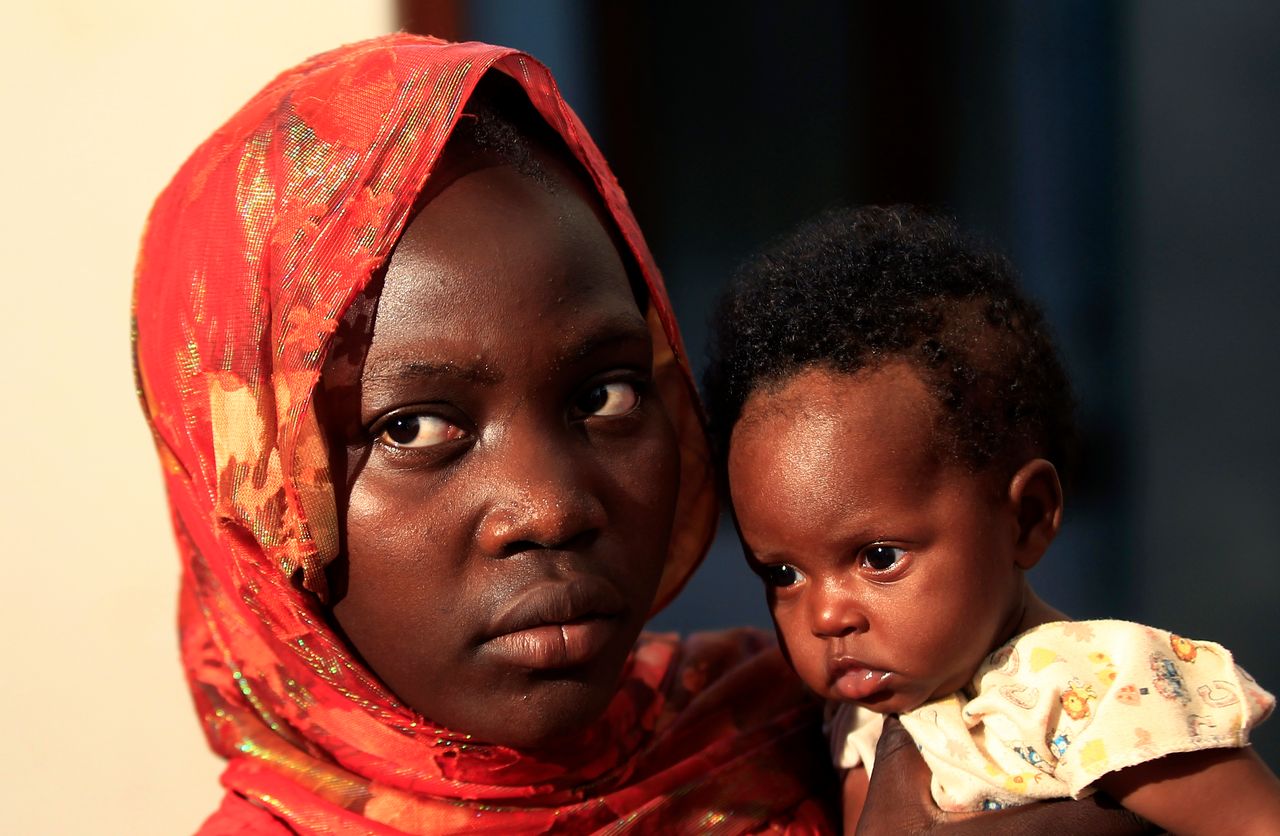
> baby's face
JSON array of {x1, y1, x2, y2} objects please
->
[
  {"x1": 319, "y1": 151, "x2": 679, "y2": 748},
  {"x1": 728, "y1": 363, "x2": 1027, "y2": 714}
]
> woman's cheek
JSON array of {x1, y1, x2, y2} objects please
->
[
  {"x1": 602, "y1": 410, "x2": 678, "y2": 518},
  {"x1": 641, "y1": 406, "x2": 681, "y2": 510}
]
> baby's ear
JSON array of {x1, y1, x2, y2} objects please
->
[{"x1": 1006, "y1": 458, "x2": 1063, "y2": 570}]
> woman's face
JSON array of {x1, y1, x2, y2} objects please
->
[{"x1": 319, "y1": 150, "x2": 680, "y2": 749}]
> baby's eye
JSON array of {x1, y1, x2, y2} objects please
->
[
  {"x1": 576, "y1": 381, "x2": 640, "y2": 417},
  {"x1": 377, "y1": 413, "x2": 467, "y2": 449},
  {"x1": 860, "y1": 545, "x2": 906, "y2": 573},
  {"x1": 760, "y1": 563, "x2": 802, "y2": 588}
]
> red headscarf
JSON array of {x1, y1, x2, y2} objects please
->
[{"x1": 134, "y1": 34, "x2": 833, "y2": 834}]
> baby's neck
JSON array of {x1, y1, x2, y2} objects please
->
[{"x1": 1003, "y1": 584, "x2": 1069, "y2": 646}]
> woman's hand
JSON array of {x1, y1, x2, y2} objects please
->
[
  {"x1": 851, "y1": 716, "x2": 942, "y2": 834},
  {"x1": 854, "y1": 716, "x2": 1159, "y2": 835}
]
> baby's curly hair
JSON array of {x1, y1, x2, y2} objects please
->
[{"x1": 704, "y1": 205, "x2": 1078, "y2": 489}]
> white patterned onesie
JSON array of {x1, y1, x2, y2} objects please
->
[{"x1": 827, "y1": 620, "x2": 1274, "y2": 812}]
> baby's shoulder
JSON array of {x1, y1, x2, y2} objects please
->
[
  {"x1": 977, "y1": 619, "x2": 1235, "y2": 681},
  {"x1": 970, "y1": 618, "x2": 1271, "y2": 730}
]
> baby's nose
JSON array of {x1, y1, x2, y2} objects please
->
[{"x1": 810, "y1": 577, "x2": 868, "y2": 638}]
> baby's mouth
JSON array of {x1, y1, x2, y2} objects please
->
[{"x1": 828, "y1": 658, "x2": 892, "y2": 702}]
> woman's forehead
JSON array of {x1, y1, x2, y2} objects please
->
[{"x1": 352, "y1": 159, "x2": 642, "y2": 368}]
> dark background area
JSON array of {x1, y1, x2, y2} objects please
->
[{"x1": 404, "y1": 1, "x2": 1280, "y2": 767}]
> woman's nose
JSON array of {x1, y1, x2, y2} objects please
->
[
  {"x1": 474, "y1": 433, "x2": 606, "y2": 557},
  {"x1": 809, "y1": 577, "x2": 868, "y2": 638}
]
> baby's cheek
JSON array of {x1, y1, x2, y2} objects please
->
[
  {"x1": 770, "y1": 603, "x2": 826, "y2": 692},
  {"x1": 913, "y1": 616, "x2": 987, "y2": 691}
]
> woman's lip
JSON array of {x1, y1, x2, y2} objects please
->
[
  {"x1": 828, "y1": 658, "x2": 892, "y2": 702},
  {"x1": 482, "y1": 576, "x2": 626, "y2": 670},
  {"x1": 484, "y1": 618, "x2": 619, "y2": 670}
]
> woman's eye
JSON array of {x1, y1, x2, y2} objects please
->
[
  {"x1": 760, "y1": 564, "x2": 802, "y2": 588},
  {"x1": 861, "y1": 545, "x2": 906, "y2": 573},
  {"x1": 377, "y1": 413, "x2": 467, "y2": 449},
  {"x1": 577, "y1": 381, "x2": 640, "y2": 417}
]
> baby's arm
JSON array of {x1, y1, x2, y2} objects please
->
[
  {"x1": 841, "y1": 766, "x2": 869, "y2": 834},
  {"x1": 853, "y1": 716, "x2": 1155, "y2": 834},
  {"x1": 1099, "y1": 746, "x2": 1280, "y2": 835}
]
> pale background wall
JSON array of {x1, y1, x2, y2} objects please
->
[{"x1": 0, "y1": 5, "x2": 391, "y2": 833}]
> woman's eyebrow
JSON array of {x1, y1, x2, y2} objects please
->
[
  {"x1": 363, "y1": 359, "x2": 502, "y2": 387},
  {"x1": 555, "y1": 316, "x2": 652, "y2": 368}
]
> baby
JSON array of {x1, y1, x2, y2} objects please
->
[{"x1": 704, "y1": 206, "x2": 1280, "y2": 833}]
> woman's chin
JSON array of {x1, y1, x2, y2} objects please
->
[{"x1": 442, "y1": 675, "x2": 620, "y2": 751}]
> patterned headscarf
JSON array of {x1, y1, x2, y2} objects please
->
[{"x1": 134, "y1": 34, "x2": 833, "y2": 833}]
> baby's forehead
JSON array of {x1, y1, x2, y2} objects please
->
[
  {"x1": 727, "y1": 362, "x2": 1003, "y2": 530},
  {"x1": 731, "y1": 362, "x2": 950, "y2": 475}
]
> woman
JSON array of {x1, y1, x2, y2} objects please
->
[
  {"x1": 134, "y1": 34, "x2": 1149, "y2": 833},
  {"x1": 134, "y1": 34, "x2": 834, "y2": 833}
]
